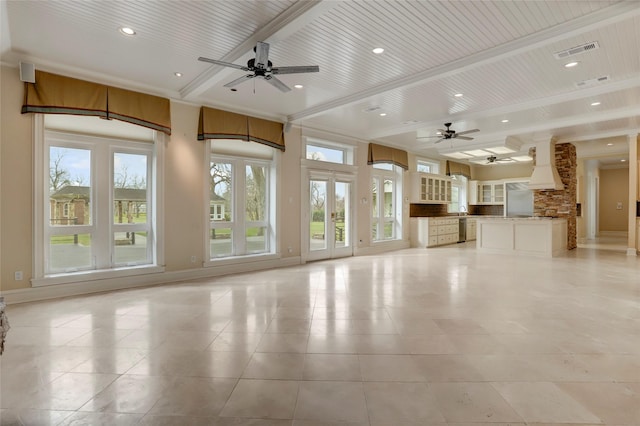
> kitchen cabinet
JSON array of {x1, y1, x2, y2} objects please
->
[
  {"x1": 410, "y1": 217, "x2": 459, "y2": 248},
  {"x1": 412, "y1": 173, "x2": 452, "y2": 204},
  {"x1": 476, "y1": 217, "x2": 567, "y2": 257},
  {"x1": 469, "y1": 180, "x2": 504, "y2": 205}
]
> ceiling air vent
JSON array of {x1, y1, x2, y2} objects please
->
[
  {"x1": 576, "y1": 75, "x2": 610, "y2": 88},
  {"x1": 553, "y1": 41, "x2": 600, "y2": 59}
]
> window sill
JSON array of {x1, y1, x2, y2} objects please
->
[{"x1": 31, "y1": 265, "x2": 165, "y2": 287}]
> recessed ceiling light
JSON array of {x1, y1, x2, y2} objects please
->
[
  {"x1": 379, "y1": 113, "x2": 387, "y2": 117},
  {"x1": 564, "y1": 61, "x2": 579, "y2": 68},
  {"x1": 590, "y1": 101, "x2": 601, "y2": 106},
  {"x1": 293, "y1": 84, "x2": 304, "y2": 89},
  {"x1": 119, "y1": 27, "x2": 136, "y2": 36},
  {"x1": 501, "y1": 119, "x2": 509, "y2": 123},
  {"x1": 454, "y1": 93, "x2": 463, "y2": 97},
  {"x1": 621, "y1": 159, "x2": 626, "y2": 162},
  {"x1": 607, "y1": 143, "x2": 613, "y2": 146},
  {"x1": 174, "y1": 72, "x2": 182, "y2": 77},
  {"x1": 372, "y1": 47, "x2": 384, "y2": 54}
]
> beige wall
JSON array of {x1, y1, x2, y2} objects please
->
[
  {"x1": 279, "y1": 125, "x2": 302, "y2": 257},
  {"x1": 599, "y1": 167, "x2": 629, "y2": 232},
  {"x1": 471, "y1": 162, "x2": 533, "y2": 181},
  {"x1": 163, "y1": 101, "x2": 205, "y2": 271},
  {"x1": 1, "y1": 66, "x2": 34, "y2": 291}
]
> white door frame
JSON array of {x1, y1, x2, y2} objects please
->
[{"x1": 303, "y1": 169, "x2": 354, "y2": 262}]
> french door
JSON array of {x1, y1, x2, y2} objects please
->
[{"x1": 306, "y1": 172, "x2": 353, "y2": 261}]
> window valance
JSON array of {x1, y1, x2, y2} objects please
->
[
  {"x1": 21, "y1": 70, "x2": 171, "y2": 135},
  {"x1": 367, "y1": 143, "x2": 409, "y2": 170},
  {"x1": 445, "y1": 160, "x2": 471, "y2": 179},
  {"x1": 197, "y1": 106, "x2": 285, "y2": 151}
]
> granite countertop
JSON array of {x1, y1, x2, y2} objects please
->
[{"x1": 474, "y1": 216, "x2": 565, "y2": 220}]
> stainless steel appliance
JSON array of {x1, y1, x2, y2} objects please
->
[{"x1": 458, "y1": 217, "x2": 467, "y2": 242}]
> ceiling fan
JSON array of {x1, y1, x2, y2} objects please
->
[
  {"x1": 485, "y1": 155, "x2": 514, "y2": 164},
  {"x1": 198, "y1": 41, "x2": 320, "y2": 93},
  {"x1": 417, "y1": 122, "x2": 479, "y2": 144}
]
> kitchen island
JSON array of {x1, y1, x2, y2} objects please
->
[{"x1": 476, "y1": 217, "x2": 567, "y2": 257}]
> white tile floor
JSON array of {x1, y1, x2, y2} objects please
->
[{"x1": 1, "y1": 240, "x2": 639, "y2": 425}]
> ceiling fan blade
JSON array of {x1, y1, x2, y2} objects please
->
[
  {"x1": 223, "y1": 74, "x2": 254, "y2": 88},
  {"x1": 416, "y1": 135, "x2": 442, "y2": 139},
  {"x1": 255, "y1": 42, "x2": 270, "y2": 68},
  {"x1": 271, "y1": 65, "x2": 320, "y2": 75},
  {"x1": 433, "y1": 138, "x2": 445, "y2": 144},
  {"x1": 198, "y1": 57, "x2": 248, "y2": 71},
  {"x1": 264, "y1": 75, "x2": 291, "y2": 92},
  {"x1": 455, "y1": 135, "x2": 474, "y2": 141},
  {"x1": 455, "y1": 128, "x2": 480, "y2": 136}
]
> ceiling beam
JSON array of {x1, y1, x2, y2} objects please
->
[
  {"x1": 287, "y1": 1, "x2": 640, "y2": 123},
  {"x1": 180, "y1": 0, "x2": 338, "y2": 100}
]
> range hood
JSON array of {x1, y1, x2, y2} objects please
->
[{"x1": 528, "y1": 140, "x2": 564, "y2": 190}]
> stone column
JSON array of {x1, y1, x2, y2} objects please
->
[{"x1": 531, "y1": 143, "x2": 578, "y2": 249}]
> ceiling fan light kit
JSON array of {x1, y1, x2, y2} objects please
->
[
  {"x1": 198, "y1": 41, "x2": 319, "y2": 93},
  {"x1": 417, "y1": 122, "x2": 480, "y2": 144}
]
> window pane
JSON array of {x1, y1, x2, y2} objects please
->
[
  {"x1": 310, "y1": 180, "x2": 327, "y2": 251},
  {"x1": 306, "y1": 144, "x2": 345, "y2": 164},
  {"x1": 246, "y1": 226, "x2": 267, "y2": 253},
  {"x1": 371, "y1": 178, "x2": 378, "y2": 218},
  {"x1": 210, "y1": 161, "x2": 232, "y2": 222},
  {"x1": 50, "y1": 146, "x2": 91, "y2": 226},
  {"x1": 210, "y1": 228, "x2": 232, "y2": 257},
  {"x1": 383, "y1": 179, "x2": 393, "y2": 218},
  {"x1": 417, "y1": 163, "x2": 431, "y2": 173},
  {"x1": 246, "y1": 164, "x2": 266, "y2": 221},
  {"x1": 114, "y1": 152, "x2": 147, "y2": 224},
  {"x1": 114, "y1": 231, "x2": 148, "y2": 265},
  {"x1": 49, "y1": 234, "x2": 92, "y2": 272},
  {"x1": 373, "y1": 163, "x2": 393, "y2": 170},
  {"x1": 384, "y1": 222, "x2": 394, "y2": 239}
]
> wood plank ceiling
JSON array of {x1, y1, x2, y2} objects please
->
[{"x1": 2, "y1": 0, "x2": 639, "y2": 162}]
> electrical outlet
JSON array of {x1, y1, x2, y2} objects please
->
[
  {"x1": 190, "y1": 255, "x2": 196, "y2": 263},
  {"x1": 15, "y1": 271, "x2": 23, "y2": 281}
]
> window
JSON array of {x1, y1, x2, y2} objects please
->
[
  {"x1": 305, "y1": 138, "x2": 354, "y2": 165},
  {"x1": 208, "y1": 141, "x2": 276, "y2": 260},
  {"x1": 448, "y1": 176, "x2": 468, "y2": 213},
  {"x1": 36, "y1": 119, "x2": 159, "y2": 279},
  {"x1": 371, "y1": 165, "x2": 403, "y2": 241},
  {"x1": 417, "y1": 159, "x2": 439, "y2": 174}
]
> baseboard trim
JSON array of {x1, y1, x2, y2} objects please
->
[
  {"x1": 355, "y1": 240, "x2": 410, "y2": 256},
  {"x1": 599, "y1": 231, "x2": 628, "y2": 237},
  {"x1": 1, "y1": 256, "x2": 302, "y2": 305},
  {"x1": 626, "y1": 248, "x2": 638, "y2": 256}
]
